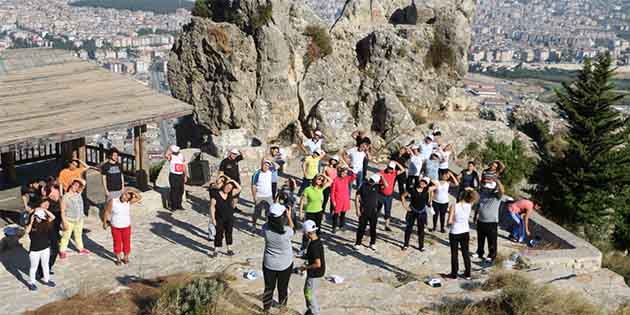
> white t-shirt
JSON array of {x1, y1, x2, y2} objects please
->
[
  {"x1": 168, "y1": 153, "x2": 186, "y2": 175},
  {"x1": 450, "y1": 202, "x2": 472, "y2": 235},
  {"x1": 303, "y1": 138, "x2": 323, "y2": 154},
  {"x1": 439, "y1": 150, "x2": 451, "y2": 169},
  {"x1": 111, "y1": 198, "x2": 131, "y2": 228},
  {"x1": 434, "y1": 181, "x2": 450, "y2": 204},
  {"x1": 346, "y1": 147, "x2": 366, "y2": 174},
  {"x1": 420, "y1": 143, "x2": 435, "y2": 160},
  {"x1": 407, "y1": 154, "x2": 423, "y2": 177},
  {"x1": 253, "y1": 170, "x2": 273, "y2": 198}
]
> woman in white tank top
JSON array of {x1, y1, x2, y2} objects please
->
[
  {"x1": 430, "y1": 171, "x2": 459, "y2": 233},
  {"x1": 446, "y1": 188, "x2": 478, "y2": 280},
  {"x1": 103, "y1": 189, "x2": 142, "y2": 265}
]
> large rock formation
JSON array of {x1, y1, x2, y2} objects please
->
[{"x1": 168, "y1": 0, "x2": 476, "y2": 153}]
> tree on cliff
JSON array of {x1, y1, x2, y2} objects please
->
[
  {"x1": 192, "y1": 0, "x2": 211, "y2": 18},
  {"x1": 533, "y1": 54, "x2": 630, "y2": 242}
]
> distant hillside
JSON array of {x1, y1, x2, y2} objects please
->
[{"x1": 69, "y1": 0, "x2": 193, "y2": 14}]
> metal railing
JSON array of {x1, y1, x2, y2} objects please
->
[{"x1": 85, "y1": 145, "x2": 136, "y2": 176}]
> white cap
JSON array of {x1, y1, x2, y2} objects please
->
[
  {"x1": 330, "y1": 155, "x2": 339, "y2": 162},
  {"x1": 170, "y1": 145, "x2": 180, "y2": 153},
  {"x1": 369, "y1": 173, "x2": 381, "y2": 183},
  {"x1": 483, "y1": 181, "x2": 497, "y2": 189},
  {"x1": 388, "y1": 161, "x2": 397, "y2": 169},
  {"x1": 269, "y1": 203, "x2": 285, "y2": 218},
  {"x1": 34, "y1": 209, "x2": 46, "y2": 220},
  {"x1": 302, "y1": 220, "x2": 318, "y2": 233},
  {"x1": 420, "y1": 177, "x2": 431, "y2": 184},
  {"x1": 428, "y1": 135, "x2": 435, "y2": 141},
  {"x1": 230, "y1": 148, "x2": 240, "y2": 155},
  {"x1": 263, "y1": 159, "x2": 273, "y2": 166},
  {"x1": 314, "y1": 130, "x2": 323, "y2": 136}
]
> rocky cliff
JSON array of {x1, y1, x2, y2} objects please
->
[{"x1": 168, "y1": 0, "x2": 476, "y2": 153}]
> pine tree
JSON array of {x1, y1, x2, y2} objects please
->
[
  {"x1": 192, "y1": 0, "x2": 211, "y2": 18},
  {"x1": 534, "y1": 54, "x2": 630, "y2": 237}
]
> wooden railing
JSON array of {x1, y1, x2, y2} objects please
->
[
  {"x1": 12, "y1": 144, "x2": 60, "y2": 164},
  {"x1": 85, "y1": 145, "x2": 136, "y2": 176}
]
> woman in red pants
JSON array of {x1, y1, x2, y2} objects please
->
[{"x1": 102, "y1": 188, "x2": 142, "y2": 265}]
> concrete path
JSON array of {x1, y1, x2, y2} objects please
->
[{"x1": 0, "y1": 164, "x2": 626, "y2": 314}]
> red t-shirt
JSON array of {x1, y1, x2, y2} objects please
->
[
  {"x1": 379, "y1": 170, "x2": 398, "y2": 196},
  {"x1": 509, "y1": 199, "x2": 534, "y2": 214}
]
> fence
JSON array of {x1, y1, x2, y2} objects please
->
[{"x1": 85, "y1": 145, "x2": 136, "y2": 176}]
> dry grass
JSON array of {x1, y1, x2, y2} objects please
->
[
  {"x1": 603, "y1": 252, "x2": 630, "y2": 286},
  {"x1": 207, "y1": 27, "x2": 231, "y2": 54},
  {"x1": 616, "y1": 303, "x2": 630, "y2": 315},
  {"x1": 438, "y1": 272, "x2": 603, "y2": 315},
  {"x1": 26, "y1": 272, "x2": 260, "y2": 315}
]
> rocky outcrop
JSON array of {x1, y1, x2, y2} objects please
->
[{"x1": 168, "y1": 0, "x2": 476, "y2": 154}]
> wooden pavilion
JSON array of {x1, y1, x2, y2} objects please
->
[{"x1": 0, "y1": 48, "x2": 193, "y2": 213}]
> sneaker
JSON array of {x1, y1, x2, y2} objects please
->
[
  {"x1": 440, "y1": 229, "x2": 447, "y2": 233},
  {"x1": 58, "y1": 252, "x2": 68, "y2": 260},
  {"x1": 484, "y1": 257, "x2": 494, "y2": 264},
  {"x1": 332, "y1": 227, "x2": 336, "y2": 234},
  {"x1": 43, "y1": 280, "x2": 56, "y2": 288},
  {"x1": 27, "y1": 283, "x2": 37, "y2": 291},
  {"x1": 369, "y1": 244, "x2": 377, "y2": 251},
  {"x1": 208, "y1": 250, "x2": 217, "y2": 258},
  {"x1": 445, "y1": 273, "x2": 457, "y2": 279},
  {"x1": 79, "y1": 249, "x2": 91, "y2": 255},
  {"x1": 384, "y1": 226, "x2": 393, "y2": 232},
  {"x1": 352, "y1": 244, "x2": 361, "y2": 250},
  {"x1": 471, "y1": 253, "x2": 483, "y2": 259},
  {"x1": 401, "y1": 246, "x2": 408, "y2": 251},
  {"x1": 418, "y1": 247, "x2": 425, "y2": 252},
  {"x1": 428, "y1": 228, "x2": 435, "y2": 232},
  {"x1": 226, "y1": 250, "x2": 235, "y2": 256},
  {"x1": 463, "y1": 275, "x2": 472, "y2": 281}
]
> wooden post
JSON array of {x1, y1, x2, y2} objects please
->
[
  {"x1": 1, "y1": 151, "x2": 17, "y2": 185},
  {"x1": 133, "y1": 125, "x2": 148, "y2": 172}
]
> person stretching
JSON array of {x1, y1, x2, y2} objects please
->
[
  {"x1": 25, "y1": 202, "x2": 57, "y2": 291},
  {"x1": 431, "y1": 171, "x2": 459, "y2": 233},
  {"x1": 508, "y1": 198, "x2": 538, "y2": 243},
  {"x1": 329, "y1": 166, "x2": 356, "y2": 233},
  {"x1": 59, "y1": 179, "x2": 90, "y2": 259},
  {"x1": 299, "y1": 220, "x2": 326, "y2": 315},
  {"x1": 446, "y1": 188, "x2": 478, "y2": 280},
  {"x1": 354, "y1": 174, "x2": 386, "y2": 251},
  {"x1": 401, "y1": 177, "x2": 437, "y2": 251},
  {"x1": 209, "y1": 179, "x2": 242, "y2": 257},
  {"x1": 102, "y1": 188, "x2": 142, "y2": 265}
]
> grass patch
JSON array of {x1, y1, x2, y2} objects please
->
[
  {"x1": 603, "y1": 252, "x2": 630, "y2": 286},
  {"x1": 208, "y1": 27, "x2": 231, "y2": 54},
  {"x1": 303, "y1": 25, "x2": 333, "y2": 67},
  {"x1": 251, "y1": 3, "x2": 273, "y2": 30},
  {"x1": 438, "y1": 272, "x2": 603, "y2": 315}
]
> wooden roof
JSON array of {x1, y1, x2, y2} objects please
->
[{"x1": 0, "y1": 48, "x2": 193, "y2": 153}]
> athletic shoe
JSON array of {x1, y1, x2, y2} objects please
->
[
  {"x1": 79, "y1": 249, "x2": 91, "y2": 255},
  {"x1": 471, "y1": 253, "x2": 483, "y2": 259},
  {"x1": 463, "y1": 276, "x2": 472, "y2": 281},
  {"x1": 418, "y1": 247, "x2": 425, "y2": 252},
  {"x1": 208, "y1": 250, "x2": 217, "y2": 258},
  {"x1": 331, "y1": 227, "x2": 336, "y2": 234},
  {"x1": 384, "y1": 226, "x2": 393, "y2": 232},
  {"x1": 226, "y1": 250, "x2": 235, "y2": 256},
  {"x1": 27, "y1": 283, "x2": 37, "y2": 291},
  {"x1": 440, "y1": 229, "x2": 447, "y2": 233},
  {"x1": 43, "y1": 280, "x2": 56, "y2": 288},
  {"x1": 352, "y1": 244, "x2": 361, "y2": 250},
  {"x1": 484, "y1": 257, "x2": 494, "y2": 264},
  {"x1": 58, "y1": 252, "x2": 68, "y2": 260},
  {"x1": 369, "y1": 245, "x2": 377, "y2": 251},
  {"x1": 445, "y1": 273, "x2": 457, "y2": 279},
  {"x1": 401, "y1": 246, "x2": 408, "y2": 251}
]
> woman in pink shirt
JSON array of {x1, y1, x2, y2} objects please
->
[
  {"x1": 330, "y1": 166, "x2": 356, "y2": 233},
  {"x1": 508, "y1": 199, "x2": 537, "y2": 243},
  {"x1": 322, "y1": 156, "x2": 340, "y2": 216}
]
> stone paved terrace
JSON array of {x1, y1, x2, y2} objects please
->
[{"x1": 1, "y1": 164, "x2": 629, "y2": 315}]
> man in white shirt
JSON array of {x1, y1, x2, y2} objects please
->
[
  {"x1": 419, "y1": 136, "x2": 436, "y2": 161},
  {"x1": 164, "y1": 145, "x2": 188, "y2": 210},
  {"x1": 251, "y1": 160, "x2": 274, "y2": 228},
  {"x1": 343, "y1": 141, "x2": 369, "y2": 192},
  {"x1": 302, "y1": 130, "x2": 324, "y2": 155},
  {"x1": 406, "y1": 145, "x2": 423, "y2": 190}
]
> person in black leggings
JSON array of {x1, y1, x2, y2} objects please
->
[
  {"x1": 209, "y1": 179, "x2": 242, "y2": 257},
  {"x1": 401, "y1": 177, "x2": 436, "y2": 251}
]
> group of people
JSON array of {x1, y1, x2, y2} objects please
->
[
  {"x1": 20, "y1": 149, "x2": 143, "y2": 291},
  {"x1": 197, "y1": 128, "x2": 538, "y2": 314}
]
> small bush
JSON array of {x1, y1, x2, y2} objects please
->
[
  {"x1": 192, "y1": 0, "x2": 211, "y2": 18},
  {"x1": 149, "y1": 160, "x2": 166, "y2": 183},
  {"x1": 251, "y1": 3, "x2": 273, "y2": 30},
  {"x1": 438, "y1": 272, "x2": 603, "y2": 315},
  {"x1": 481, "y1": 136, "x2": 535, "y2": 195},
  {"x1": 207, "y1": 27, "x2": 231, "y2": 53},
  {"x1": 603, "y1": 252, "x2": 630, "y2": 286},
  {"x1": 152, "y1": 278, "x2": 225, "y2": 315},
  {"x1": 303, "y1": 25, "x2": 333, "y2": 66}
]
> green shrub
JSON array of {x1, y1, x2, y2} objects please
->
[
  {"x1": 603, "y1": 252, "x2": 630, "y2": 286},
  {"x1": 438, "y1": 272, "x2": 603, "y2": 315},
  {"x1": 251, "y1": 3, "x2": 273, "y2": 30},
  {"x1": 303, "y1": 25, "x2": 333, "y2": 66},
  {"x1": 192, "y1": 0, "x2": 211, "y2": 18},
  {"x1": 481, "y1": 136, "x2": 535, "y2": 195},
  {"x1": 152, "y1": 278, "x2": 225, "y2": 315},
  {"x1": 149, "y1": 160, "x2": 166, "y2": 183}
]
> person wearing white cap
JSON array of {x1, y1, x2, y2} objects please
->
[
  {"x1": 401, "y1": 177, "x2": 437, "y2": 251},
  {"x1": 164, "y1": 145, "x2": 188, "y2": 210},
  {"x1": 25, "y1": 199, "x2": 57, "y2": 291},
  {"x1": 406, "y1": 145, "x2": 423, "y2": 190},
  {"x1": 301, "y1": 129, "x2": 324, "y2": 155},
  {"x1": 354, "y1": 173, "x2": 386, "y2": 250},
  {"x1": 251, "y1": 160, "x2": 275, "y2": 229},
  {"x1": 419, "y1": 136, "x2": 435, "y2": 161},
  {"x1": 379, "y1": 160, "x2": 406, "y2": 231},
  {"x1": 299, "y1": 219, "x2": 325, "y2": 315},
  {"x1": 219, "y1": 148, "x2": 244, "y2": 211},
  {"x1": 262, "y1": 197, "x2": 294, "y2": 313}
]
